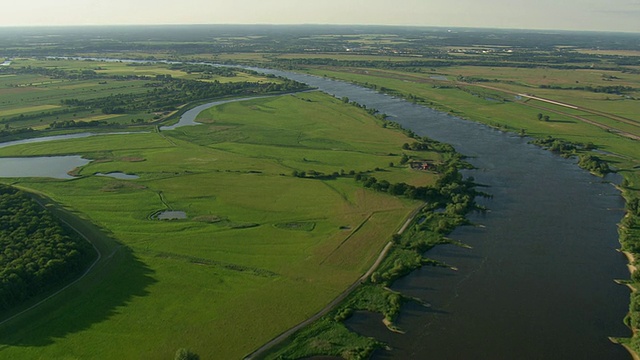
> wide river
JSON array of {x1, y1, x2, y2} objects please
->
[
  {"x1": 1, "y1": 60, "x2": 632, "y2": 358},
  {"x1": 252, "y1": 70, "x2": 631, "y2": 359}
]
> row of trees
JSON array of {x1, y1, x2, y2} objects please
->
[
  {"x1": 65, "y1": 75, "x2": 306, "y2": 115},
  {"x1": 529, "y1": 135, "x2": 597, "y2": 156},
  {"x1": 271, "y1": 55, "x2": 627, "y2": 72},
  {"x1": 355, "y1": 167, "x2": 479, "y2": 210},
  {"x1": 539, "y1": 84, "x2": 637, "y2": 94},
  {"x1": 0, "y1": 126, "x2": 36, "y2": 140},
  {"x1": 621, "y1": 189, "x2": 640, "y2": 338},
  {"x1": 536, "y1": 113, "x2": 551, "y2": 122},
  {"x1": 169, "y1": 64, "x2": 237, "y2": 77},
  {"x1": 0, "y1": 65, "x2": 308, "y2": 133},
  {"x1": 577, "y1": 154, "x2": 611, "y2": 176},
  {"x1": 48, "y1": 119, "x2": 108, "y2": 129},
  {"x1": 0, "y1": 185, "x2": 94, "y2": 311},
  {"x1": 528, "y1": 136, "x2": 609, "y2": 174}
]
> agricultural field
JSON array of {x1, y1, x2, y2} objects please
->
[{"x1": 0, "y1": 91, "x2": 438, "y2": 359}]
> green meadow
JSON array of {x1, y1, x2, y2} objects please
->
[
  {"x1": 0, "y1": 91, "x2": 439, "y2": 359},
  {"x1": 0, "y1": 59, "x2": 282, "y2": 130},
  {"x1": 303, "y1": 67, "x2": 640, "y2": 163}
]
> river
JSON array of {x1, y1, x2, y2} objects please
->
[
  {"x1": 2, "y1": 59, "x2": 632, "y2": 358},
  {"x1": 247, "y1": 71, "x2": 631, "y2": 359}
]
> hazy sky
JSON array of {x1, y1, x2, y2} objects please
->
[{"x1": 2, "y1": 0, "x2": 639, "y2": 32}]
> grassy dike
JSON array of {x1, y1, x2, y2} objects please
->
[
  {"x1": 0, "y1": 91, "x2": 450, "y2": 359},
  {"x1": 299, "y1": 66, "x2": 640, "y2": 356}
]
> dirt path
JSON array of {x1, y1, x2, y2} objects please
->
[
  {"x1": 465, "y1": 83, "x2": 640, "y2": 141},
  {"x1": 243, "y1": 203, "x2": 425, "y2": 360}
]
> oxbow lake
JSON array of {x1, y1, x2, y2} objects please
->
[{"x1": 0, "y1": 156, "x2": 90, "y2": 179}]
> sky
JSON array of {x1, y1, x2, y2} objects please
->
[{"x1": 2, "y1": 0, "x2": 639, "y2": 33}]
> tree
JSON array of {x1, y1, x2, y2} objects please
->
[
  {"x1": 537, "y1": 113, "x2": 543, "y2": 121},
  {"x1": 543, "y1": 115, "x2": 550, "y2": 122},
  {"x1": 391, "y1": 234, "x2": 402, "y2": 244},
  {"x1": 175, "y1": 348, "x2": 199, "y2": 360}
]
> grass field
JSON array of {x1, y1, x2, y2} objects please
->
[
  {"x1": 0, "y1": 59, "x2": 283, "y2": 130},
  {"x1": 302, "y1": 67, "x2": 640, "y2": 164},
  {"x1": 0, "y1": 91, "x2": 438, "y2": 359}
]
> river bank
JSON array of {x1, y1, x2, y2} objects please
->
[
  {"x1": 2, "y1": 56, "x2": 633, "y2": 358},
  {"x1": 254, "y1": 133, "x2": 480, "y2": 359},
  {"x1": 250, "y1": 68, "x2": 631, "y2": 359},
  {"x1": 301, "y1": 68, "x2": 640, "y2": 359}
]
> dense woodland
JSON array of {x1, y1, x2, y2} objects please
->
[{"x1": 0, "y1": 185, "x2": 94, "y2": 311}]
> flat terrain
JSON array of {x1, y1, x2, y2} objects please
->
[
  {"x1": 2, "y1": 27, "x2": 639, "y2": 358},
  {"x1": 0, "y1": 91, "x2": 438, "y2": 359},
  {"x1": 302, "y1": 67, "x2": 640, "y2": 165},
  {"x1": 0, "y1": 58, "x2": 281, "y2": 130}
]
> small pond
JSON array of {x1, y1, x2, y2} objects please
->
[
  {"x1": 155, "y1": 210, "x2": 187, "y2": 220},
  {"x1": 0, "y1": 132, "x2": 148, "y2": 179},
  {"x1": 95, "y1": 172, "x2": 140, "y2": 180}
]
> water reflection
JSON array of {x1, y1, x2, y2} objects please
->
[{"x1": 0, "y1": 156, "x2": 89, "y2": 179}]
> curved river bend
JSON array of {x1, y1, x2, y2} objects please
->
[
  {"x1": 1, "y1": 60, "x2": 632, "y2": 358},
  {"x1": 254, "y1": 71, "x2": 631, "y2": 359}
]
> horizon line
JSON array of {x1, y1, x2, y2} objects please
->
[{"x1": 0, "y1": 23, "x2": 637, "y2": 35}]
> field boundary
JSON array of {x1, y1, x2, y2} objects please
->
[{"x1": 243, "y1": 202, "x2": 425, "y2": 360}]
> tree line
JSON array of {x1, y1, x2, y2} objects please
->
[
  {"x1": 0, "y1": 185, "x2": 95, "y2": 311},
  {"x1": 529, "y1": 136, "x2": 609, "y2": 175},
  {"x1": 3, "y1": 66, "x2": 308, "y2": 115},
  {"x1": 539, "y1": 84, "x2": 637, "y2": 95},
  {"x1": 0, "y1": 65, "x2": 309, "y2": 137}
]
